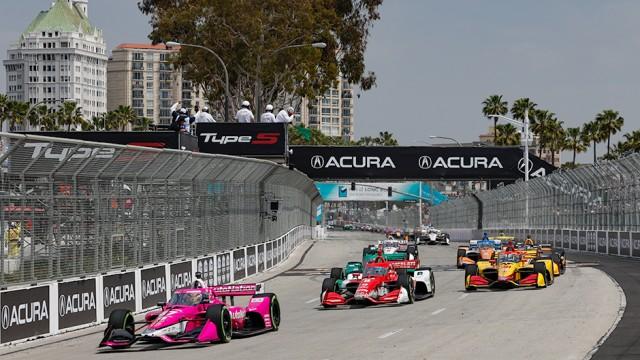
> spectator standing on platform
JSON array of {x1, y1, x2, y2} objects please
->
[
  {"x1": 275, "y1": 106, "x2": 295, "y2": 123},
  {"x1": 235, "y1": 100, "x2": 254, "y2": 123},
  {"x1": 195, "y1": 106, "x2": 216, "y2": 123},
  {"x1": 260, "y1": 104, "x2": 276, "y2": 123}
]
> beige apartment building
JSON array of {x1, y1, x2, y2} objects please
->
[
  {"x1": 107, "y1": 43, "x2": 206, "y2": 125},
  {"x1": 299, "y1": 77, "x2": 355, "y2": 140}
]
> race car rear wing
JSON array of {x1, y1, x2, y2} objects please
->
[
  {"x1": 210, "y1": 283, "x2": 265, "y2": 297},
  {"x1": 389, "y1": 260, "x2": 419, "y2": 270}
]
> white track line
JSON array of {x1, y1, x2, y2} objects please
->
[
  {"x1": 431, "y1": 308, "x2": 446, "y2": 315},
  {"x1": 378, "y1": 329, "x2": 404, "y2": 339},
  {"x1": 458, "y1": 293, "x2": 469, "y2": 300},
  {"x1": 305, "y1": 298, "x2": 318, "y2": 304}
]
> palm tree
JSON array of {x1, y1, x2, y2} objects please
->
[
  {"x1": 376, "y1": 131, "x2": 398, "y2": 146},
  {"x1": 595, "y1": 109, "x2": 624, "y2": 156},
  {"x1": 56, "y1": 101, "x2": 84, "y2": 131},
  {"x1": 6, "y1": 101, "x2": 29, "y2": 131},
  {"x1": 510, "y1": 98, "x2": 537, "y2": 121},
  {"x1": 27, "y1": 105, "x2": 49, "y2": 130},
  {"x1": 131, "y1": 117, "x2": 153, "y2": 131},
  {"x1": 546, "y1": 119, "x2": 565, "y2": 166},
  {"x1": 482, "y1": 95, "x2": 508, "y2": 143},
  {"x1": 581, "y1": 121, "x2": 600, "y2": 163},
  {"x1": 529, "y1": 109, "x2": 556, "y2": 157},
  {"x1": 0, "y1": 94, "x2": 9, "y2": 129},
  {"x1": 494, "y1": 124, "x2": 521, "y2": 146},
  {"x1": 113, "y1": 106, "x2": 137, "y2": 131},
  {"x1": 564, "y1": 127, "x2": 587, "y2": 166},
  {"x1": 357, "y1": 136, "x2": 376, "y2": 146}
]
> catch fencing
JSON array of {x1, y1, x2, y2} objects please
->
[
  {"x1": 431, "y1": 152, "x2": 640, "y2": 243},
  {"x1": 0, "y1": 133, "x2": 320, "y2": 287}
]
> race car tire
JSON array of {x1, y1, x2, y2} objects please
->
[
  {"x1": 321, "y1": 278, "x2": 337, "y2": 308},
  {"x1": 456, "y1": 248, "x2": 467, "y2": 269},
  {"x1": 465, "y1": 264, "x2": 478, "y2": 291},
  {"x1": 430, "y1": 271, "x2": 436, "y2": 295},
  {"x1": 397, "y1": 269, "x2": 414, "y2": 304},
  {"x1": 533, "y1": 261, "x2": 548, "y2": 289},
  {"x1": 252, "y1": 293, "x2": 280, "y2": 331},
  {"x1": 105, "y1": 309, "x2": 134, "y2": 338},
  {"x1": 330, "y1": 267, "x2": 342, "y2": 279},
  {"x1": 206, "y1": 304, "x2": 232, "y2": 343}
]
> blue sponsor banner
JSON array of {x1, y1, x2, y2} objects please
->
[
  {"x1": 316, "y1": 204, "x2": 323, "y2": 223},
  {"x1": 315, "y1": 182, "x2": 447, "y2": 205}
]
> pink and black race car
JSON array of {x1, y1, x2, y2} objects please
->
[{"x1": 99, "y1": 283, "x2": 280, "y2": 349}]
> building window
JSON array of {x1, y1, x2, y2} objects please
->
[
  {"x1": 132, "y1": 62, "x2": 143, "y2": 70},
  {"x1": 133, "y1": 52, "x2": 144, "y2": 61},
  {"x1": 132, "y1": 90, "x2": 143, "y2": 98},
  {"x1": 132, "y1": 72, "x2": 143, "y2": 80},
  {"x1": 146, "y1": 109, "x2": 154, "y2": 117}
]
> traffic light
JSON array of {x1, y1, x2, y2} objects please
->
[
  {"x1": 351, "y1": 182, "x2": 356, "y2": 191},
  {"x1": 388, "y1": 187, "x2": 393, "y2": 197}
]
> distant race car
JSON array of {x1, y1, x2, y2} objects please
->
[
  {"x1": 362, "y1": 238, "x2": 419, "y2": 265},
  {"x1": 464, "y1": 251, "x2": 555, "y2": 290},
  {"x1": 321, "y1": 252, "x2": 435, "y2": 307},
  {"x1": 417, "y1": 228, "x2": 450, "y2": 245},
  {"x1": 343, "y1": 224, "x2": 355, "y2": 231},
  {"x1": 456, "y1": 239, "x2": 502, "y2": 268},
  {"x1": 100, "y1": 283, "x2": 280, "y2": 349}
]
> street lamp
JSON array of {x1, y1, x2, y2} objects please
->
[
  {"x1": 166, "y1": 41, "x2": 230, "y2": 122},
  {"x1": 428, "y1": 135, "x2": 462, "y2": 146},
  {"x1": 488, "y1": 110, "x2": 531, "y2": 229},
  {"x1": 272, "y1": 42, "x2": 327, "y2": 54},
  {"x1": 25, "y1": 98, "x2": 75, "y2": 131},
  {"x1": 487, "y1": 110, "x2": 531, "y2": 182}
]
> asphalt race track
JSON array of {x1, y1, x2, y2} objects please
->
[
  {"x1": 0, "y1": 231, "x2": 624, "y2": 360},
  {"x1": 570, "y1": 252, "x2": 640, "y2": 360}
]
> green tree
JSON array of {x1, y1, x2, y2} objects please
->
[
  {"x1": 376, "y1": 131, "x2": 398, "y2": 146},
  {"x1": 0, "y1": 94, "x2": 9, "y2": 129},
  {"x1": 131, "y1": 117, "x2": 153, "y2": 131},
  {"x1": 510, "y1": 98, "x2": 537, "y2": 121},
  {"x1": 581, "y1": 121, "x2": 601, "y2": 163},
  {"x1": 139, "y1": 0, "x2": 382, "y2": 119},
  {"x1": 56, "y1": 101, "x2": 84, "y2": 131},
  {"x1": 112, "y1": 106, "x2": 137, "y2": 131},
  {"x1": 529, "y1": 109, "x2": 555, "y2": 157},
  {"x1": 6, "y1": 101, "x2": 29, "y2": 131},
  {"x1": 357, "y1": 136, "x2": 376, "y2": 145},
  {"x1": 595, "y1": 109, "x2": 624, "y2": 156},
  {"x1": 494, "y1": 123, "x2": 520, "y2": 146},
  {"x1": 564, "y1": 127, "x2": 587, "y2": 166},
  {"x1": 481, "y1": 95, "x2": 508, "y2": 143},
  {"x1": 27, "y1": 105, "x2": 50, "y2": 130},
  {"x1": 545, "y1": 119, "x2": 565, "y2": 166}
]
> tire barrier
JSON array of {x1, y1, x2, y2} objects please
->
[{"x1": 0, "y1": 225, "x2": 311, "y2": 345}]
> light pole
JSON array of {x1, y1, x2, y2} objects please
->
[
  {"x1": 428, "y1": 135, "x2": 462, "y2": 146},
  {"x1": 166, "y1": 41, "x2": 230, "y2": 122},
  {"x1": 488, "y1": 110, "x2": 531, "y2": 229},
  {"x1": 25, "y1": 98, "x2": 73, "y2": 130}
]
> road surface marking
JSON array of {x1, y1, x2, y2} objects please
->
[
  {"x1": 306, "y1": 298, "x2": 318, "y2": 304},
  {"x1": 458, "y1": 293, "x2": 469, "y2": 300},
  {"x1": 431, "y1": 308, "x2": 446, "y2": 315},
  {"x1": 378, "y1": 329, "x2": 404, "y2": 339}
]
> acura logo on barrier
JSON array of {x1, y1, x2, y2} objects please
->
[
  {"x1": 1, "y1": 305, "x2": 8, "y2": 330},
  {"x1": 518, "y1": 158, "x2": 534, "y2": 174},
  {"x1": 418, "y1": 156, "x2": 433, "y2": 169},
  {"x1": 311, "y1": 155, "x2": 325, "y2": 169}
]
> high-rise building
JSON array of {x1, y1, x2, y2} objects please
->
[
  {"x1": 299, "y1": 77, "x2": 354, "y2": 140},
  {"x1": 107, "y1": 43, "x2": 207, "y2": 125},
  {"x1": 3, "y1": 0, "x2": 107, "y2": 125}
]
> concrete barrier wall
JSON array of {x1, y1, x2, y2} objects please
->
[{"x1": 0, "y1": 225, "x2": 312, "y2": 345}]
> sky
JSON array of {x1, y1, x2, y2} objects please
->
[{"x1": 1, "y1": 0, "x2": 640, "y2": 163}]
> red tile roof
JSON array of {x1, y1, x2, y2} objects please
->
[{"x1": 115, "y1": 43, "x2": 179, "y2": 50}]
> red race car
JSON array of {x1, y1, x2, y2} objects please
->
[{"x1": 321, "y1": 253, "x2": 415, "y2": 307}]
